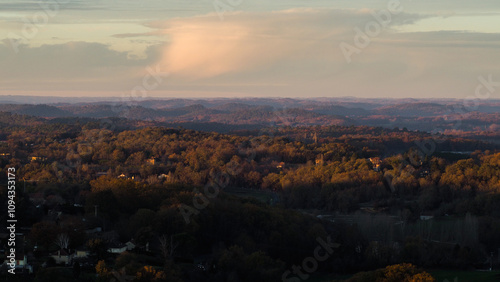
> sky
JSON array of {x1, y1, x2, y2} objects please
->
[{"x1": 0, "y1": 0, "x2": 499, "y2": 99}]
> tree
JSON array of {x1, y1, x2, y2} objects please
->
[
  {"x1": 55, "y1": 233, "x2": 70, "y2": 250},
  {"x1": 159, "y1": 234, "x2": 179, "y2": 260},
  {"x1": 347, "y1": 263, "x2": 435, "y2": 282},
  {"x1": 112, "y1": 149, "x2": 126, "y2": 162},
  {"x1": 407, "y1": 272, "x2": 435, "y2": 282},
  {"x1": 135, "y1": 266, "x2": 167, "y2": 282},
  {"x1": 31, "y1": 221, "x2": 59, "y2": 251},
  {"x1": 129, "y1": 209, "x2": 156, "y2": 234},
  {"x1": 72, "y1": 262, "x2": 81, "y2": 279},
  {"x1": 217, "y1": 246, "x2": 285, "y2": 282},
  {"x1": 382, "y1": 263, "x2": 435, "y2": 282},
  {"x1": 87, "y1": 238, "x2": 108, "y2": 260},
  {"x1": 96, "y1": 260, "x2": 111, "y2": 282}
]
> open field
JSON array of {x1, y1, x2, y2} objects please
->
[
  {"x1": 430, "y1": 270, "x2": 500, "y2": 282},
  {"x1": 307, "y1": 269, "x2": 500, "y2": 282},
  {"x1": 223, "y1": 187, "x2": 277, "y2": 204}
]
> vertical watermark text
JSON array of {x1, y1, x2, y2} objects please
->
[{"x1": 6, "y1": 167, "x2": 17, "y2": 274}]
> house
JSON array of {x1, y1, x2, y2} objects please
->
[
  {"x1": 51, "y1": 249, "x2": 74, "y2": 265},
  {"x1": 14, "y1": 254, "x2": 28, "y2": 270},
  {"x1": 28, "y1": 192, "x2": 45, "y2": 207},
  {"x1": 419, "y1": 214, "x2": 434, "y2": 221},
  {"x1": 107, "y1": 240, "x2": 136, "y2": 254},
  {"x1": 3, "y1": 253, "x2": 32, "y2": 274},
  {"x1": 30, "y1": 156, "x2": 46, "y2": 162},
  {"x1": 369, "y1": 157, "x2": 383, "y2": 172},
  {"x1": 85, "y1": 227, "x2": 102, "y2": 234},
  {"x1": 125, "y1": 241, "x2": 136, "y2": 251},
  {"x1": 276, "y1": 162, "x2": 285, "y2": 169},
  {"x1": 74, "y1": 249, "x2": 90, "y2": 259},
  {"x1": 419, "y1": 170, "x2": 430, "y2": 178},
  {"x1": 158, "y1": 172, "x2": 173, "y2": 182},
  {"x1": 2, "y1": 235, "x2": 33, "y2": 273},
  {"x1": 147, "y1": 157, "x2": 159, "y2": 165},
  {"x1": 315, "y1": 154, "x2": 324, "y2": 165},
  {"x1": 117, "y1": 173, "x2": 128, "y2": 179},
  {"x1": 107, "y1": 243, "x2": 127, "y2": 254},
  {"x1": 96, "y1": 172, "x2": 108, "y2": 177}
]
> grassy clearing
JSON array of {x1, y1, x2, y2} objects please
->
[
  {"x1": 308, "y1": 269, "x2": 500, "y2": 282},
  {"x1": 223, "y1": 187, "x2": 275, "y2": 203},
  {"x1": 430, "y1": 269, "x2": 500, "y2": 282}
]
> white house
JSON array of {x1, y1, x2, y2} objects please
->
[
  {"x1": 107, "y1": 244, "x2": 127, "y2": 254},
  {"x1": 51, "y1": 249, "x2": 74, "y2": 265}
]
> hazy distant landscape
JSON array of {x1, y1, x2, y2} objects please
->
[{"x1": 1, "y1": 97, "x2": 500, "y2": 137}]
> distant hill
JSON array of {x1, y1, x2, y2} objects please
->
[
  {"x1": 119, "y1": 106, "x2": 164, "y2": 120},
  {"x1": 0, "y1": 104, "x2": 73, "y2": 117},
  {"x1": 140, "y1": 99, "x2": 218, "y2": 109},
  {"x1": 212, "y1": 102, "x2": 259, "y2": 112},
  {"x1": 306, "y1": 104, "x2": 369, "y2": 116},
  {"x1": 374, "y1": 103, "x2": 454, "y2": 117},
  {"x1": 59, "y1": 104, "x2": 118, "y2": 118},
  {"x1": 0, "y1": 112, "x2": 43, "y2": 128},
  {"x1": 1, "y1": 98, "x2": 498, "y2": 134}
]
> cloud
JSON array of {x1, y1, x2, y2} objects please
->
[
  {"x1": 111, "y1": 32, "x2": 157, "y2": 38},
  {"x1": 0, "y1": 40, "x2": 162, "y2": 91},
  {"x1": 141, "y1": 8, "x2": 500, "y2": 98},
  {"x1": 0, "y1": 41, "x2": 140, "y2": 74},
  {"x1": 153, "y1": 8, "x2": 425, "y2": 79}
]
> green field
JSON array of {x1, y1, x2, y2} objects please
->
[
  {"x1": 223, "y1": 187, "x2": 276, "y2": 204},
  {"x1": 430, "y1": 270, "x2": 500, "y2": 282},
  {"x1": 303, "y1": 270, "x2": 500, "y2": 282}
]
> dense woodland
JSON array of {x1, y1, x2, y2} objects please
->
[{"x1": 1, "y1": 111, "x2": 500, "y2": 281}]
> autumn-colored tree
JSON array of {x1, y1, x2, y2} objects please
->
[
  {"x1": 87, "y1": 238, "x2": 108, "y2": 260},
  {"x1": 382, "y1": 263, "x2": 435, "y2": 282},
  {"x1": 347, "y1": 263, "x2": 435, "y2": 282},
  {"x1": 135, "y1": 266, "x2": 168, "y2": 282},
  {"x1": 96, "y1": 260, "x2": 111, "y2": 282}
]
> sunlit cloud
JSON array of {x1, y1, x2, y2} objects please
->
[{"x1": 154, "y1": 9, "x2": 424, "y2": 79}]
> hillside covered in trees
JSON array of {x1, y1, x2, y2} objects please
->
[{"x1": 1, "y1": 111, "x2": 500, "y2": 281}]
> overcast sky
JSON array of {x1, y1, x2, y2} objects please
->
[{"x1": 0, "y1": 0, "x2": 499, "y2": 99}]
